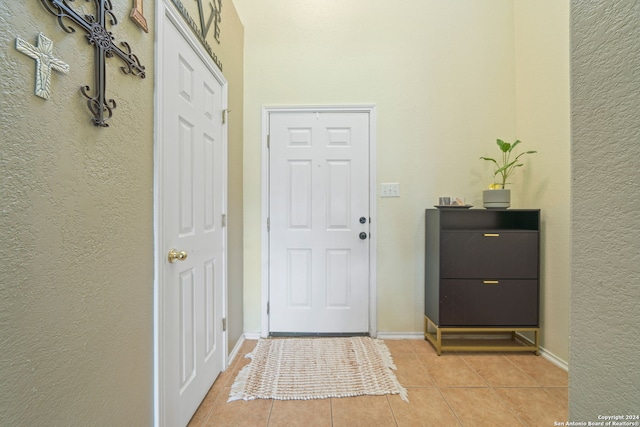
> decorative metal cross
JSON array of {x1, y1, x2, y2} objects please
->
[
  {"x1": 16, "y1": 32, "x2": 70, "y2": 100},
  {"x1": 40, "y1": 0, "x2": 146, "y2": 127}
]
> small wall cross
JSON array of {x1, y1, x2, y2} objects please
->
[
  {"x1": 40, "y1": 0, "x2": 146, "y2": 127},
  {"x1": 16, "y1": 32, "x2": 70, "y2": 100}
]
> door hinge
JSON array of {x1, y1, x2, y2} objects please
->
[
  {"x1": 267, "y1": 302, "x2": 270, "y2": 315},
  {"x1": 267, "y1": 217, "x2": 270, "y2": 232},
  {"x1": 221, "y1": 213, "x2": 226, "y2": 227},
  {"x1": 222, "y1": 109, "x2": 230, "y2": 125},
  {"x1": 267, "y1": 134, "x2": 270, "y2": 148},
  {"x1": 222, "y1": 318, "x2": 227, "y2": 332}
]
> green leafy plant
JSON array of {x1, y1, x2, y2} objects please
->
[{"x1": 480, "y1": 139, "x2": 537, "y2": 189}]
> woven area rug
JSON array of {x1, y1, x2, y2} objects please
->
[{"x1": 228, "y1": 337, "x2": 408, "y2": 402}]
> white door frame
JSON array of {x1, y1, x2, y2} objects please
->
[
  {"x1": 153, "y1": 1, "x2": 228, "y2": 425},
  {"x1": 260, "y1": 105, "x2": 377, "y2": 338}
]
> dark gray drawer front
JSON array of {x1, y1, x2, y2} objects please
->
[
  {"x1": 440, "y1": 231, "x2": 538, "y2": 279},
  {"x1": 439, "y1": 279, "x2": 538, "y2": 326}
]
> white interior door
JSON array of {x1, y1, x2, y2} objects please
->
[
  {"x1": 158, "y1": 11, "x2": 226, "y2": 427},
  {"x1": 268, "y1": 111, "x2": 371, "y2": 334}
]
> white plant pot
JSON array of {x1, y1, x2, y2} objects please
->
[{"x1": 483, "y1": 189, "x2": 510, "y2": 209}]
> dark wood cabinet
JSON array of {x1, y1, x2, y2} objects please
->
[{"x1": 424, "y1": 208, "x2": 540, "y2": 355}]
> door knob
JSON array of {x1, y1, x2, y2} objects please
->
[
  {"x1": 168, "y1": 249, "x2": 188, "y2": 263},
  {"x1": 359, "y1": 232, "x2": 368, "y2": 240}
]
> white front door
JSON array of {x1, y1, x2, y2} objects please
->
[
  {"x1": 268, "y1": 110, "x2": 371, "y2": 334},
  {"x1": 158, "y1": 10, "x2": 226, "y2": 427}
]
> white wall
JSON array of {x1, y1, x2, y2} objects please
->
[{"x1": 235, "y1": 0, "x2": 570, "y2": 362}]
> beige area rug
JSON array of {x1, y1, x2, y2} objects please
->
[{"x1": 228, "y1": 337, "x2": 408, "y2": 402}]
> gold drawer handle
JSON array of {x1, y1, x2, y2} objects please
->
[
  {"x1": 484, "y1": 233, "x2": 500, "y2": 237},
  {"x1": 483, "y1": 280, "x2": 499, "y2": 285}
]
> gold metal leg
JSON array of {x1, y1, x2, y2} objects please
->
[
  {"x1": 424, "y1": 315, "x2": 540, "y2": 355},
  {"x1": 424, "y1": 316, "x2": 442, "y2": 355}
]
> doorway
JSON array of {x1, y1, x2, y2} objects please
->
[
  {"x1": 154, "y1": 2, "x2": 228, "y2": 426},
  {"x1": 261, "y1": 106, "x2": 377, "y2": 337}
]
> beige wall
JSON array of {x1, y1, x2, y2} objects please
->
[
  {"x1": 1, "y1": 2, "x2": 155, "y2": 425},
  {"x1": 218, "y1": 0, "x2": 245, "y2": 361},
  {"x1": 235, "y1": 0, "x2": 570, "y2": 362},
  {"x1": 1, "y1": 0, "x2": 244, "y2": 424},
  {"x1": 174, "y1": 0, "x2": 246, "y2": 358},
  {"x1": 514, "y1": 1, "x2": 570, "y2": 362}
]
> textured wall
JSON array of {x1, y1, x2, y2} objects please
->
[
  {"x1": 570, "y1": 0, "x2": 640, "y2": 420},
  {"x1": 1, "y1": 1, "x2": 155, "y2": 425}
]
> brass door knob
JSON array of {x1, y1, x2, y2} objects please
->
[{"x1": 168, "y1": 249, "x2": 188, "y2": 263}]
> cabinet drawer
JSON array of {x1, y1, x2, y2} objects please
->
[
  {"x1": 439, "y1": 279, "x2": 538, "y2": 326},
  {"x1": 440, "y1": 231, "x2": 538, "y2": 278}
]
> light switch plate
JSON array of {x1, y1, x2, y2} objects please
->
[{"x1": 381, "y1": 183, "x2": 400, "y2": 197}]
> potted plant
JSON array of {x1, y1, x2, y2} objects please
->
[{"x1": 480, "y1": 139, "x2": 536, "y2": 209}]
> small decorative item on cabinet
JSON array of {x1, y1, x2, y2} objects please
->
[{"x1": 435, "y1": 196, "x2": 472, "y2": 209}]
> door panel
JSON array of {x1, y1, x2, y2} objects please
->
[
  {"x1": 160, "y1": 15, "x2": 225, "y2": 427},
  {"x1": 288, "y1": 160, "x2": 312, "y2": 228},
  {"x1": 288, "y1": 249, "x2": 312, "y2": 307},
  {"x1": 327, "y1": 160, "x2": 351, "y2": 228},
  {"x1": 179, "y1": 269, "x2": 196, "y2": 389},
  {"x1": 269, "y1": 111, "x2": 370, "y2": 334},
  {"x1": 326, "y1": 249, "x2": 350, "y2": 307}
]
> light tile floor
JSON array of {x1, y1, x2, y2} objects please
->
[{"x1": 188, "y1": 339, "x2": 568, "y2": 427}]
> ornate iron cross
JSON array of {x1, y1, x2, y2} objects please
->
[{"x1": 40, "y1": 0, "x2": 146, "y2": 127}]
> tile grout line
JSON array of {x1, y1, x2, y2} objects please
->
[
  {"x1": 490, "y1": 387, "x2": 530, "y2": 426},
  {"x1": 384, "y1": 394, "x2": 399, "y2": 427},
  {"x1": 503, "y1": 353, "x2": 546, "y2": 388},
  {"x1": 435, "y1": 385, "x2": 465, "y2": 426},
  {"x1": 265, "y1": 399, "x2": 274, "y2": 426},
  {"x1": 459, "y1": 354, "x2": 491, "y2": 388},
  {"x1": 330, "y1": 397, "x2": 333, "y2": 427},
  {"x1": 463, "y1": 354, "x2": 538, "y2": 425}
]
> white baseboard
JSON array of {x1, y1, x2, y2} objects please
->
[
  {"x1": 515, "y1": 333, "x2": 569, "y2": 371},
  {"x1": 243, "y1": 332, "x2": 261, "y2": 340},
  {"x1": 376, "y1": 332, "x2": 424, "y2": 340},
  {"x1": 540, "y1": 349, "x2": 569, "y2": 372},
  {"x1": 226, "y1": 335, "x2": 246, "y2": 368}
]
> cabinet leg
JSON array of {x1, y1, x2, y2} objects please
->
[{"x1": 424, "y1": 315, "x2": 442, "y2": 355}]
